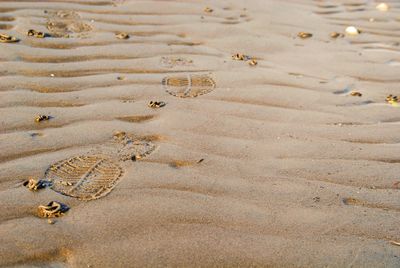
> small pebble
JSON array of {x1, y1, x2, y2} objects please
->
[
  {"x1": 115, "y1": 32, "x2": 129, "y2": 39},
  {"x1": 345, "y1": 26, "x2": 361, "y2": 35},
  {"x1": 330, "y1": 32, "x2": 344, "y2": 38},
  {"x1": 35, "y1": 115, "x2": 51, "y2": 123},
  {"x1": 297, "y1": 32, "x2": 313, "y2": 39},
  {"x1": 148, "y1": 101, "x2": 166, "y2": 108},
  {"x1": 248, "y1": 59, "x2": 258, "y2": 66},
  {"x1": 350, "y1": 91, "x2": 362, "y2": 97},
  {"x1": 376, "y1": 3, "x2": 389, "y2": 12}
]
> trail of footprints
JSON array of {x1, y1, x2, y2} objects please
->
[
  {"x1": 4, "y1": 0, "x2": 396, "y2": 235},
  {"x1": 32, "y1": 70, "x2": 216, "y2": 204},
  {"x1": 0, "y1": 1, "x2": 223, "y2": 218}
]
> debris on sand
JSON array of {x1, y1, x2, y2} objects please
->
[
  {"x1": 35, "y1": 115, "x2": 51, "y2": 122},
  {"x1": 297, "y1": 32, "x2": 313, "y2": 39},
  {"x1": 0, "y1": 33, "x2": 19, "y2": 43},
  {"x1": 27, "y1": 29, "x2": 46, "y2": 38},
  {"x1": 376, "y1": 3, "x2": 389, "y2": 12},
  {"x1": 148, "y1": 101, "x2": 166, "y2": 108},
  {"x1": 37, "y1": 201, "x2": 70, "y2": 218},
  {"x1": 386, "y1": 95, "x2": 398, "y2": 106},
  {"x1": 115, "y1": 32, "x2": 129, "y2": 39},
  {"x1": 23, "y1": 179, "x2": 52, "y2": 191},
  {"x1": 330, "y1": 32, "x2": 344, "y2": 38},
  {"x1": 248, "y1": 59, "x2": 258, "y2": 66},
  {"x1": 232, "y1": 53, "x2": 258, "y2": 66},
  {"x1": 350, "y1": 91, "x2": 362, "y2": 97},
  {"x1": 232, "y1": 53, "x2": 251, "y2": 61},
  {"x1": 345, "y1": 26, "x2": 361, "y2": 35}
]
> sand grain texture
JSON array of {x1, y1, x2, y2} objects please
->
[{"x1": 0, "y1": 0, "x2": 400, "y2": 267}]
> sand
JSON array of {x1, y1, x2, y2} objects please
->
[{"x1": 0, "y1": 0, "x2": 400, "y2": 267}]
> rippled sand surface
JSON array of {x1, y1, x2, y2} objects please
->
[{"x1": 1, "y1": 0, "x2": 400, "y2": 267}]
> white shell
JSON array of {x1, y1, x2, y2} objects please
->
[
  {"x1": 345, "y1": 26, "x2": 360, "y2": 35},
  {"x1": 376, "y1": 3, "x2": 389, "y2": 12}
]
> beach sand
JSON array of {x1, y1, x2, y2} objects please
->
[{"x1": 0, "y1": 0, "x2": 400, "y2": 266}]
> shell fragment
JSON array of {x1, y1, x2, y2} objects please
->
[
  {"x1": 376, "y1": 3, "x2": 389, "y2": 12},
  {"x1": 345, "y1": 26, "x2": 361, "y2": 35}
]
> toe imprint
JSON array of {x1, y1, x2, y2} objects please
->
[{"x1": 112, "y1": 132, "x2": 157, "y2": 161}]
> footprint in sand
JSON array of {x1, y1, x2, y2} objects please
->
[
  {"x1": 46, "y1": 10, "x2": 92, "y2": 38},
  {"x1": 160, "y1": 56, "x2": 193, "y2": 69},
  {"x1": 162, "y1": 73, "x2": 216, "y2": 98},
  {"x1": 43, "y1": 132, "x2": 156, "y2": 200}
]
